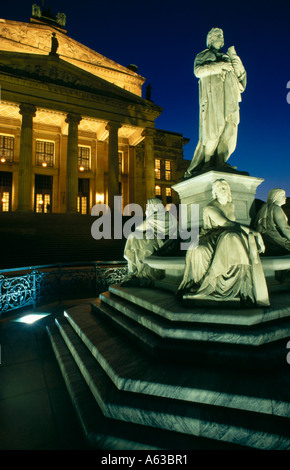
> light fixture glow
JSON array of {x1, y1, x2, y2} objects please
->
[
  {"x1": 42, "y1": 161, "x2": 47, "y2": 167},
  {"x1": 79, "y1": 165, "x2": 85, "y2": 171},
  {"x1": 14, "y1": 313, "x2": 51, "y2": 324},
  {"x1": 96, "y1": 193, "x2": 104, "y2": 204},
  {"x1": 1, "y1": 157, "x2": 6, "y2": 163}
]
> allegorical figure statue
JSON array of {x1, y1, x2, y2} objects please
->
[
  {"x1": 121, "y1": 198, "x2": 177, "y2": 287},
  {"x1": 32, "y1": 3, "x2": 41, "y2": 18},
  {"x1": 178, "y1": 179, "x2": 270, "y2": 307},
  {"x1": 185, "y1": 28, "x2": 247, "y2": 177},
  {"x1": 49, "y1": 32, "x2": 59, "y2": 56},
  {"x1": 255, "y1": 189, "x2": 290, "y2": 256}
]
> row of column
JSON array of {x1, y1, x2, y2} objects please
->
[{"x1": 17, "y1": 103, "x2": 155, "y2": 213}]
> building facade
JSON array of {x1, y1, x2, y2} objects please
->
[{"x1": 0, "y1": 9, "x2": 189, "y2": 215}]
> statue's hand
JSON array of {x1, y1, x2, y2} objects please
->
[
  {"x1": 255, "y1": 232, "x2": 265, "y2": 254},
  {"x1": 222, "y1": 62, "x2": 234, "y2": 73}
]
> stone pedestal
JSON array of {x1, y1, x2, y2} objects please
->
[{"x1": 172, "y1": 170, "x2": 264, "y2": 227}]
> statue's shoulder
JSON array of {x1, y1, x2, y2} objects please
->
[
  {"x1": 195, "y1": 48, "x2": 215, "y2": 63},
  {"x1": 203, "y1": 200, "x2": 218, "y2": 214}
]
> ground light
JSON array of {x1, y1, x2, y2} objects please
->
[{"x1": 13, "y1": 312, "x2": 52, "y2": 324}]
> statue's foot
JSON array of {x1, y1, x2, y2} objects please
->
[
  {"x1": 184, "y1": 170, "x2": 192, "y2": 178},
  {"x1": 176, "y1": 282, "x2": 200, "y2": 300},
  {"x1": 120, "y1": 275, "x2": 140, "y2": 287}
]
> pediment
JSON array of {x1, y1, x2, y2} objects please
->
[
  {"x1": 0, "y1": 51, "x2": 154, "y2": 108},
  {"x1": 0, "y1": 19, "x2": 145, "y2": 96}
]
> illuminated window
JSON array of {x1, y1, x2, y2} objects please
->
[
  {"x1": 78, "y1": 178, "x2": 89, "y2": 214},
  {"x1": 34, "y1": 175, "x2": 52, "y2": 213},
  {"x1": 36, "y1": 140, "x2": 54, "y2": 167},
  {"x1": 166, "y1": 186, "x2": 172, "y2": 203},
  {"x1": 77, "y1": 196, "x2": 87, "y2": 214},
  {"x1": 165, "y1": 160, "x2": 172, "y2": 181},
  {"x1": 35, "y1": 194, "x2": 51, "y2": 213},
  {"x1": 0, "y1": 171, "x2": 12, "y2": 212},
  {"x1": 1, "y1": 191, "x2": 10, "y2": 211},
  {"x1": 78, "y1": 146, "x2": 90, "y2": 171},
  {"x1": 155, "y1": 159, "x2": 161, "y2": 179},
  {"x1": 155, "y1": 185, "x2": 162, "y2": 199},
  {"x1": 155, "y1": 159, "x2": 172, "y2": 180},
  {"x1": 0, "y1": 135, "x2": 14, "y2": 163}
]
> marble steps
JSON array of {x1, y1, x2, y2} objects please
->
[
  {"x1": 94, "y1": 289, "x2": 290, "y2": 369},
  {"x1": 108, "y1": 284, "x2": 290, "y2": 326},
  {"x1": 47, "y1": 302, "x2": 290, "y2": 449},
  {"x1": 47, "y1": 323, "x2": 233, "y2": 450},
  {"x1": 61, "y1": 304, "x2": 290, "y2": 419}
]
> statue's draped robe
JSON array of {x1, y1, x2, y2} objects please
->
[
  {"x1": 256, "y1": 203, "x2": 290, "y2": 255},
  {"x1": 178, "y1": 200, "x2": 269, "y2": 306},
  {"x1": 123, "y1": 201, "x2": 178, "y2": 281}
]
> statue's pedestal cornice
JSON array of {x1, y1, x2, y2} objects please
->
[{"x1": 172, "y1": 169, "x2": 264, "y2": 226}]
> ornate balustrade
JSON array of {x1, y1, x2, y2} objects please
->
[{"x1": 0, "y1": 261, "x2": 127, "y2": 315}]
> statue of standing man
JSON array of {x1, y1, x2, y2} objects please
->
[{"x1": 185, "y1": 28, "x2": 247, "y2": 177}]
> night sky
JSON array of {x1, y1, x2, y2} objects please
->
[{"x1": 1, "y1": 0, "x2": 289, "y2": 202}]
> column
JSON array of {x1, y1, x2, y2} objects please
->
[
  {"x1": 143, "y1": 128, "x2": 155, "y2": 202},
  {"x1": 128, "y1": 146, "x2": 136, "y2": 205},
  {"x1": 106, "y1": 121, "x2": 121, "y2": 210},
  {"x1": 18, "y1": 103, "x2": 36, "y2": 211},
  {"x1": 65, "y1": 113, "x2": 82, "y2": 213}
]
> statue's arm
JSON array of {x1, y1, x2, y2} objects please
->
[
  {"x1": 206, "y1": 206, "x2": 265, "y2": 252},
  {"x1": 205, "y1": 206, "x2": 236, "y2": 228},
  {"x1": 227, "y1": 46, "x2": 247, "y2": 90},
  {"x1": 194, "y1": 60, "x2": 227, "y2": 78}
]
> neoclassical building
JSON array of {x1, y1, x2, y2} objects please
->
[{"x1": 0, "y1": 7, "x2": 189, "y2": 215}]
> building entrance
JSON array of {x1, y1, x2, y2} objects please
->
[
  {"x1": 0, "y1": 171, "x2": 12, "y2": 212},
  {"x1": 78, "y1": 178, "x2": 90, "y2": 214},
  {"x1": 34, "y1": 174, "x2": 53, "y2": 213}
]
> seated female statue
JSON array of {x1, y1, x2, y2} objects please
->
[
  {"x1": 121, "y1": 198, "x2": 177, "y2": 286},
  {"x1": 255, "y1": 188, "x2": 290, "y2": 255},
  {"x1": 178, "y1": 179, "x2": 269, "y2": 306}
]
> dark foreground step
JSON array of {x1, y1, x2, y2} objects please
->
[
  {"x1": 47, "y1": 323, "x2": 247, "y2": 450},
  {"x1": 48, "y1": 304, "x2": 290, "y2": 450}
]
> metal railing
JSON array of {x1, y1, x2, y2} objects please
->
[{"x1": 0, "y1": 261, "x2": 127, "y2": 315}]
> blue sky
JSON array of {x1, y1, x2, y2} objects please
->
[{"x1": 1, "y1": 0, "x2": 290, "y2": 201}]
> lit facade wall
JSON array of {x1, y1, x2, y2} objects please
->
[{"x1": 0, "y1": 17, "x2": 189, "y2": 214}]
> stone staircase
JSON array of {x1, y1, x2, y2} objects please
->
[{"x1": 47, "y1": 284, "x2": 290, "y2": 450}]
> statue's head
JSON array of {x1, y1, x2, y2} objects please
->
[
  {"x1": 212, "y1": 179, "x2": 232, "y2": 203},
  {"x1": 207, "y1": 28, "x2": 224, "y2": 50},
  {"x1": 267, "y1": 188, "x2": 286, "y2": 206}
]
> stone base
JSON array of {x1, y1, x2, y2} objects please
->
[
  {"x1": 144, "y1": 254, "x2": 290, "y2": 293},
  {"x1": 172, "y1": 170, "x2": 264, "y2": 226},
  {"x1": 47, "y1": 284, "x2": 290, "y2": 450}
]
